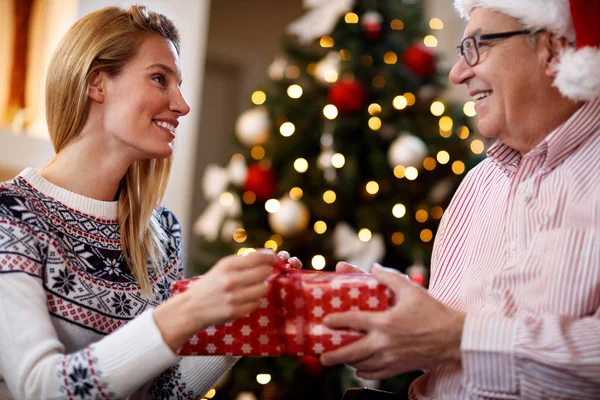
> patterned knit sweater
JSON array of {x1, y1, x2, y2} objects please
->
[{"x1": 0, "y1": 168, "x2": 237, "y2": 399}]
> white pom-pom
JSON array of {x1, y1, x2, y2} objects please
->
[{"x1": 555, "y1": 47, "x2": 600, "y2": 101}]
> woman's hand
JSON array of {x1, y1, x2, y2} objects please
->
[
  {"x1": 277, "y1": 250, "x2": 302, "y2": 270},
  {"x1": 154, "y1": 250, "x2": 277, "y2": 351}
]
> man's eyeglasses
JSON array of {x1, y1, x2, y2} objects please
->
[{"x1": 457, "y1": 30, "x2": 531, "y2": 67}]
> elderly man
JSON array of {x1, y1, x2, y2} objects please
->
[{"x1": 321, "y1": 0, "x2": 600, "y2": 398}]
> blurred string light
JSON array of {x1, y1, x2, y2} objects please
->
[
  {"x1": 287, "y1": 84, "x2": 303, "y2": 99},
  {"x1": 368, "y1": 116, "x2": 382, "y2": 131},
  {"x1": 405, "y1": 166, "x2": 419, "y2": 180},
  {"x1": 320, "y1": 36, "x2": 334, "y2": 48},
  {"x1": 294, "y1": 158, "x2": 309, "y2": 173},
  {"x1": 393, "y1": 165, "x2": 406, "y2": 178},
  {"x1": 415, "y1": 209, "x2": 428, "y2": 222},
  {"x1": 323, "y1": 104, "x2": 338, "y2": 120},
  {"x1": 420, "y1": 229, "x2": 433, "y2": 242},
  {"x1": 323, "y1": 190, "x2": 336, "y2": 204},
  {"x1": 250, "y1": 146, "x2": 265, "y2": 160},
  {"x1": 280, "y1": 122, "x2": 295, "y2": 137},
  {"x1": 368, "y1": 103, "x2": 382, "y2": 115},
  {"x1": 457, "y1": 125, "x2": 470, "y2": 139},
  {"x1": 424, "y1": 35, "x2": 438, "y2": 47},
  {"x1": 366, "y1": 181, "x2": 379, "y2": 195},
  {"x1": 339, "y1": 49, "x2": 352, "y2": 61},
  {"x1": 358, "y1": 229, "x2": 372, "y2": 242},
  {"x1": 271, "y1": 234, "x2": 283, "y2": 246},
  {"x1": 431, "y1": 206, "x2": 444, "y2": 219},
  {"x1": 233, "y1": 228, "x2": 247, "y2": 243},
  {"x1": 392, "y1": 203, "x2": 406, "y2": 218},
  {"x1": 285, "y1": 65, "x2": 300, "y2": 79},
  {"x1": 470, "y1": 139, "x2": 485, "y2": 154},
  {"x1": 393, "y1": 95, "x2": 408, "y2": 110},
  {"x1": 463, "y1": 101, "x2": 476, "y2": 117},
  {"x1": 431, "y1": 101, "x2": 445, "y2": 116},
  {"x1": 264, "y1": 240, "x2": 278, "y2": 251},
  {"x1": 238, "y1": 248, "x2": 256, "y2": 256},
  {"x1": 331, "y1": 153, "x2": 345, "y2": 168},
  {"x1": 423, "y1": 157, "x2": 436, "y2": 170},
  {"x1": 289, "y1": 187, "x2": 303, "y2": 200},
  {"x1": 312, "y1": 255, "x2": 326, "y2": 270},
  {"x1": 251, "y1": 90, "x2": 266, "y2": 105},
  {"x1": 429, "y1": 18, "x2": 444, "y2": 29},
  {"x1": 383, "y1": 51, "x2": 398, "y2": 64},
  {"x1": 314, "y1": 221, "x2": 327, "y2": 234},
  {"x1": 345, "y1": 12, "x2": 358, "y2": 23},
  {"x1": 360, "y1": 55, "x2": 373, "y2": 67},
  {"x1": 391, "y1": 232, "x2": 405, "y2": 245},
  {"x1": 219, "y1": 192, "x2": 234, "y2": 207},
  {"x1": 243, "y1": 191, "x2": 256, "y2": 204},
  {"x1": 372, "y1": 75, "x2": 386, "y2": 88},
  {"x1": 204, "y1": 388, "x2": 216, "y2": 399},
  {"x1": 390, "y1": 19, "x2": 404, "y2": 30},
  {"x1": 265, "y1": 199, "x2": 280, "y2": 213},
  {"x1": 404, "y1": 92, "x2": 416, "y2": 106},
  {"x1": 437, "y1": 150, "x2": 450, "y2": 164},
  {"x1": 256, "y1": 374, "x2": 271, "y2": 385},
  {"x1": 452, "y1": 160, "x2": 466, "y2": 174}
]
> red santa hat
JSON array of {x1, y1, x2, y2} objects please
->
[{"x1": 454, "y1": 0, "x2": 600, "y2": 101}]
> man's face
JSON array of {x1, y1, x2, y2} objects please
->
[{"x1": 449, "y1": 8, "x2": 548, "y2": 150}]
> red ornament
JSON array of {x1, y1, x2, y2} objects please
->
[
  {"x1": 244, "y1": 163, "x2": 276, "y2": 200},
  {"x1": 402, "y1": 43, "x2": 437, "y2": 79},
  {"x1": 361, "y1": 11, "x2": 383, "y2": 40},
  {"x1": 327, "y1": 79, "x2": 367, "y2": 114},
  {"x1": 300, "y1": 355, "x2": 324, "y2": 376}
]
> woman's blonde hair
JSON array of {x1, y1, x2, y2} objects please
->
[{"x1": 45, "y1": 5, "x2": 180, "y2": 295}]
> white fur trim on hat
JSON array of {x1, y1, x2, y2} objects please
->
[{"x1": 555, "y1": 47, "x2": 600, "y2": 101}]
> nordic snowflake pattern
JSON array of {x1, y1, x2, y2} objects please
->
[
  {"x1": 241, "y1": 325, "x2": 252, "y2": 336},
  {"x1": 330, "y1": 297, "x2": 342, "y2": 308},
  {"x1": 311, "y1": 287, "x2": 323, "y2": 299}
]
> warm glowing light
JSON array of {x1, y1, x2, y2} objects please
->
[
  {"x1": 393, "y1": 165, "x2": 406, "y2": 178},
  {"x1": 368, "y1": 103, "x2": 382, "y2": 115},
  {"x1": 392, "y1": 203, "x2": 406, "y2": 218},
  {"x1": 289, "y1": 187, "x2": 303, "y2": 200},
  {"x1": 314, "y1": 221, "x2": 327, "y2": 234},
  {"x1": 452, "y1": 160, "x2": 466, "y2": 175},
  {"x1": 430, "y1": 101, "x2": 445, "y2": 116},
  {"x1": 233, "y1": 228, "x2": 247, "y2": 243},
  {"x1": 251, "y1": 146, "x2": 265, "y2": 160},
  {"x1": 404, "y1": 92, "x2": 416, "y2": 106},
  {"x1": 415, "y1": 209, "x2": 429, "y2": 223},
  {"x1": 360, "y1": 55, "x2": 373, "y2": 67},
  {"x1": 390, "y1": 19, "x2": 404, "y2": 30},
  {"x1": 323, "y1": 104, "x2": 338, "y2": 119},
  {"x1": 423, "y1": 157, "x2": 436, "y2": 170},
  {"x1": 271, "y1": 234, "x2": 283, "y2": 246},
  {"x1": 439, "y1": 116, "x2": 453, "y2": 131},
  {"x1": 285, "y1": 65, "x2": 300, "y2": 79},
  {"x1": 238, "y1": 248, "x2": 256, "y2": 256},
  {"x1": 358, "y1": 229, "x2": 372, "y2": 242},
  {"x1": 437, "y1": 151, "x2": 450, "y2": 164},
  {"x1": 345, "y1": 12, "x2": 359, "y2": 23},
  {"x1": 372, "y1": 75, "x2": 386, "y2": 88},
  {"x1": 420, "y1": 229, "x2": 434, "y2": 242},
  {"x1": 383, "y1": 51, "x2": 398, "y2": 64},
  {"x1": 205, "y1": 388, "x2": 217, "y2": 399},
  {"x1": 431, "y1": 206, "x2": 444, "y2": 219},
  {"x1": 256, "y1": 374, "x2": 271, "y2": 385},
  {"x1": 219, "y1": 192, "x2": 234, "y2": 207},
  {"x1": 307, "y1": 63, "x2": 316, "y2": 75},
  {"x1": 424, "y1": 35, "x2": 438, "y2": 47},
  {"x1": 324, "y1": 70, "x2": 339, "y2": 83},
  {"x1": 471, "y1": 139, "x2": 485, "y2": 154},
  {"x1": 463, "y1": 101, "x2": 476, "y2": 117},
  {"x1": 368, "y1": 117, "x2": 382, "y2": 131},
  {"x1": 405, "y1": 166, "x2": 419, "y2": 180},
  {"x1": 323, "y1": 190, "x2": 337, "y2": 204},
  {"x1": 280, "y1": 122, "x2": 295, "y2": 137},
  {"x1": 391, "y1": 232, "x2": 405, "y2": 245},
  {"x1": 440, "y1": 128, "x2": 452, "y2": 138},
  {"x1": 294, "y1": 158, "x2": 309, "y2": 173},
  {"x1": 457, "y1": 126, "x2": 470, "y2": 139},
  {"x1": 287, "y1": 84, "x2": 303, "y2": 99},
  {"x1": 393, "y1": 95, "x2": 408, "y2": 110},
  {"x1": 429, "y1": 18, "x2": 444, "y2": 30},
  {"x1": 265, "y1": 199, "x2": 280, "y2": 213},
  {"x1": 320, "y1": 36, "x2": 334, "y2": 48},
  {"x1": 312, "y1": 255, "x2": 326, "y2": 270},
  {"x1": 264, "y1": 240, "x2": 278, "y2": 251},
  {"x1": 243, "y1": 191, "x2": 256, "y2": 204},
  {"x1": 251, "y1": 91, "x2": 266, "y2": 105},
  {"x1": 366, "y1": 181, "x2": 379, "y2": 195},
  {"x1": 339, "y1": 49, "x2": 352, "y2": 61},
  {"x1": 331, "y1": 153, "x2": 345, "y2": 168}
]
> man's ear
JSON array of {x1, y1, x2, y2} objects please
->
[
  {"x1": 545, "y1": 35, "x2": 572, "y2": 78},
  {"x1": 88, "y1": 71, "x2": 106, "y2": 103}
]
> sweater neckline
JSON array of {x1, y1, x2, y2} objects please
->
[{"x1": 19, "y1": 167, "x2": 119, "y2": 220}]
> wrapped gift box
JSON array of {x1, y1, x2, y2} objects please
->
[{"x1": 171, "y1": 269, "x2": 393, "y2": 356}]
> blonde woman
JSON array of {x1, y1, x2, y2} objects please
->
[{"x1": 0, "y1": 5, "x2": 299, "y2": 399}]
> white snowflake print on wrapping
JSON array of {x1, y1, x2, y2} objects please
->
[
  {"x1": 260, "y1": 298, "x2": 269, "y2": 308},
  {"x1": 331, "y1": 333, "x2": 342, "y2": 345},
  {"x1": 258, "y1": 316, "x2": 270, "y2": 327},
  {"x1": 311, "y1": 287, "x2": 323, "y2": 299},
  {"x1": 368, "y1": 296, "x2": 379, "y2": 308},
  {"x1": 206, "y1": 344, "x2": 217, "y2": 354},
  {"x1": 241, "y1": 325, "x2": 252, "y2": 336},
  {"x1": 330, "y1": 297, "x2": 341, "y2": 308},
  {"x1": 311, "y1": 324, "x2": 325, "y2": 336},
  {"x1": 312, "y1": 306, "x2": 324, "y2": 318},
  {"x1": 259, "y1": 335, "x2": 269, "y2": 345},
  {"x1": 242, "y1": 343, "x2": 253, "y2": 354},
  {"x1": 313, "y1": 343, "x2": 324, "y2": 354},
  {"x1": 206, "y1": 326, "x2": 216, "y2": 336},
  {"x1": 223, "y1": 334, "x2": 234, "y2": 345},
  {"x1": 349, "y1": 287, "x2": 360, "y2": 299}
]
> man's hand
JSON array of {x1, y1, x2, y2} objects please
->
[
  {"x1": 320, "y1": 264, "x2": 465, "y2": 380},
  {"x1": 277, "y1": 250, "x2": 302, "y2": 270}
]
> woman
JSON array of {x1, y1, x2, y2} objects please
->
[{"x1": 0, "y1": 5, "x2": 299, "y2": 399}]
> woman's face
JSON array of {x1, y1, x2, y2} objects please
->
[{"x1": 100, "y1": 35, "x2": 190, "y2": 161}]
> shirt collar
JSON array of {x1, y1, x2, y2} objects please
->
[{"x1": 487, "y1": 98, "x2": 600, "y2": 175}]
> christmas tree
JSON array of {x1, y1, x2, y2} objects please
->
[{"x1": 193, "y1": 1, "x2": 484, "y2": 399}]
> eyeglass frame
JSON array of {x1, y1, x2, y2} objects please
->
[{"x1": 457, "y1": 30, "x2": 532, "y2": 67}]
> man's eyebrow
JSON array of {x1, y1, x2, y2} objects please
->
[
  {"x1": 465, "y1": 28, "x2": 483, "y2": 37},
  {"x1": 147, "y1": 63, "x2": 183, "y2": 85}
]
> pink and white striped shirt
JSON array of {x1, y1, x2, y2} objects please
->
[{"x1": 410, "y1": 98, "x2": 600, "y2": 399}]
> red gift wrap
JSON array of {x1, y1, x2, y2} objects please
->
[{"x1": 171, "y1": 268, "x2": 393, "y2": 357}]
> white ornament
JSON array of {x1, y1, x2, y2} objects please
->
[
  {"x1": 332, "y1": 222, "x2": 385, "y2": 271},
  {"x1": 388, "y1": 132, "x2": 428, "y2": 168},
  {"x1": 314, "y1": 52, "x2": 341, "y2": 86},
  {"x1": 287, "y1": 0, "x2": 356, "y2": 44},
  {"x1": 268, "y1": 197, "x2": 310, "y2": 236},
  {"x1": 268, "y1": 55, "x2": 288, "y2": 80},
  {"x1": 237, "y1": 392, "x2": 258, "y2": 400},
  {"x1": 235, "y1": 107, "x2": 271, "y2": 147}
]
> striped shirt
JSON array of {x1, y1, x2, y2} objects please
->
[{"x1": 410, "y1": 98, "x2": 600, "y2": 399}]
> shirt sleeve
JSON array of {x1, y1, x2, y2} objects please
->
[{"x1": 461, "y1": 228, "x2": 600, "y2": 399}]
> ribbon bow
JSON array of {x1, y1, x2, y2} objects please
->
[
  {"x1": 287, "y1": 0, "x2": 356, "y2": 44},
  {"x1": 333, "y1": 222, "x2": 385, "y2": 272},
  {"x1": 193, "y1": 157, "x2": 247, "y2": 242}
]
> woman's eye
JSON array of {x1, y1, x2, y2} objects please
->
[{"x1": 152, "y1": 74, "x2": 165, "y2": 85}]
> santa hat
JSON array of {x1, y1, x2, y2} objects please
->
[{"x1": 454, "y1": 0, "x2": 600, "y2": 101}]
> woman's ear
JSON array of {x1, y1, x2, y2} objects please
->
[
  {"x1": 545, "y1": 35, "x2": 572, "y2": 78},
  {"x1": 88, "y1": 71, "x2": 105, "y2": 103}
]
